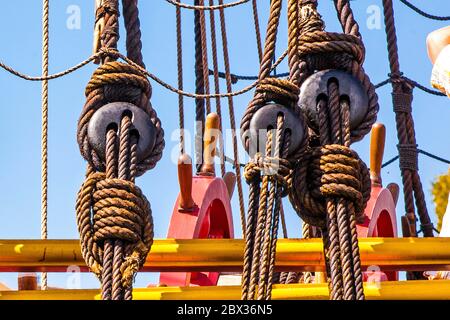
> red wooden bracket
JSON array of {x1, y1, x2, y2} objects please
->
[{"x1": 159, "y1": 175, "x2": 234, "y2": 286}]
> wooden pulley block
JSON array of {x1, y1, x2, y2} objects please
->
[
  {"x1": 243, "y1": 103, "x2": 306, "y2": 157},
  {"x1": 87, "y1": 102, "x2": 156, "y2": 162},
  {"x1": 298, "y1": 69, "x2": 369, "y2": 132}
]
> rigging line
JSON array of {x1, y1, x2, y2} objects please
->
[
  {"x1": 206, "y1": 70, "x2": 447, "y2": 96},
  {"x1": 399, "y1": 0, "x2": 450, "y2": 21},
  {"x1": 175, "y1": 0, "x2": 185, "y2": 154},
  {"x1": 209, "y1": 0, "x2": 226, "y2": 177},
  {"x1": 405, "y1": 77, "x2": 446, "y2": 96},
  {"x1": 228, "y1": 147, "x2": 450, "y2": 170},
  {"x1": 40, "y1": 0, "x2": 50, "y2": 291},
  {"x1": 117, "y1": 48, "x2": 288, "y2": 98},
  {"x1": 0, "y1": 48, "x2": 288, "y2": 99},
  {"x1": 381, "y1": 155, "x2": 399, "y2": 168},
  {"x1": 418, "y1": 149, "x2": 450, "y2": 165},
  {"x1": 218, "y1": 0, "x2": 247, "y2": 234},
  {"x1": 0, "y1": 53, "x2": 100, "y2": 81},
  {"x1": 199, "y1": 0, "x2": 212, "y2": 114},
  {"x1": 165, "y1": 0, "x2": 249, "y2": 10},
  {"x1": 251, "y1": 0, "x2": 263, "y2": 62}
]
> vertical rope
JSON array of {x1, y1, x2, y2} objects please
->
[
  {"x1": 333, "y1": 0, "x2": 361, "y2": 38},
  {"x1": 175, "y1": 1, "x2": 185, "y2": 154},
  {"x1": 194, "y1": 0, "x2": 206, "y2": 172},
  {"x1": 102, "y1": 128, "x2": 118, "y2": 300},
  {"x1": 208, "y1": 0, "x2": 226, "y2": 177},
  {"x1": 287, "y1": 0, "x2": 300, "y2": 86},
  {"x1": 218, "y1": 0, "x2": 246, "y2": 233},
  {"x1": 40, "y1": 0, "x2": 50, "y2": 291},
  {"x1": 199, "y1": 0, "x2": 211, "y2": 114},
  {"x1": 100, "y1": 0, "x2": 120, "y2": 300},
  {"x1": 381, "y1": 0, "x2": 434, "y2": 240},
  {"x1": 251, "y1": 0, "x2": 263, "y2": 62}
]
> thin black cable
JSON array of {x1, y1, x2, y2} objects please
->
[
  {"x1": 418, "y1": 149, "x2": 450, "y2": 165},
  {"x1": 399, "y1": 0, "x2": 450, "y2": 21},
  {"x1": 208, "y1": 70, "x2": 445, "y2": 96},
  {"x1": 382, "y1": 149, "x2": 450, "y2": 168}
]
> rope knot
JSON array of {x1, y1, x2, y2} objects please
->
[
  {"x1": 76, "y1": 172, "x2": 153, "y2": 288},
  {"x1": 78, "y1": 60, "x2": 164, "y2": 175},
  {"x1": 289, "y1": 144, "x2": 371, "y2": 227},
  {"x1": 85, "y1": 61, "x2": 151, "y2": 108},
  {"x1": 98, "y1": 47, "x2": 121, "y2": 61},
  {"x1": 244, "y1": 153, "x2": 292, "y2": 195},
  {"x1": 255, "y1": 78, "x2": 300, "y2": 107},
  {"x1": 299, "y1": 31, "x2": 365, "y2": 65}
]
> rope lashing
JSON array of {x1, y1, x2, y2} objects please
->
[
  {"x1": 76, "y1": 172, "x2": 153, "y2": 288},
  {"x1": 397, "y1": 144, "x2": 419, "y2": 171},
  {"x1": 289, "y1": 145, "x2": 371, "y2": 228},
  {"x1": 244, "y1": 153, "x2": 292, "y2": 197},
  {"x1": 298, "y1": 31, "x2": 365, "y2": 64}
]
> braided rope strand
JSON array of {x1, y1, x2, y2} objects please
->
[{"x1": 40, "y1": 0, "x2": 50, "y2": 290}]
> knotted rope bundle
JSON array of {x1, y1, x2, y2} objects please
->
[
  {"x1": 286, "y1": 0, "x2": 379, "y2": 300},
  {"x1": 240, "y1": 0, "x2": 310, "y2": 300},
  {"x1": 241, "y1": 116, "x2": 295, "y2": 300},
  {"x1": 76, "y1": 60, "x2": 161, "y2": 300},
  {"x1": 77, "y1": 61, "x2": 164, "y2": 175},
  {"x1": 297, "y1": 1, "x2": 379, "y2": 143},
  {"x1": 75, "y1": 0, "x2": 163, "y2": 300},
  {"x1": 289, "y1": 145, "x2": 371, "y2": 228},
  {"x1": 244, "y1": 152, "x2": 292, "y2": 197},
  {"x1": 76, "y1": 172, "x2": 153, "y2": 288},
  {"x1": 241, "y1": 77, "x2": 306, "y2": 162}
]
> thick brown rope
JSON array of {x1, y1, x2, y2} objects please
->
[
  {"x1": 241, "y1": 0, "x2": 308, "y2": 300},
  {"x1": 333, "y1": 0, "x2": 361, "y2": 38},
  {"x1": 40, "y1": 0, "x2": 50, "y2": 291},
  {"x1": 381, "y1": 0, "x2": 434, "y2": 242},
  {"x1": 76, "y1": 0, "x2": 160, "y2": 301},
  {"x1": 381, "y1": 0, "x2": 434, "y2": 280},
  {"x1": 287, "y1": 0, "x2": 373, "y2": 300},
  {"x1": 242, "y1": 117, "x2": 292, "y2": 300}
]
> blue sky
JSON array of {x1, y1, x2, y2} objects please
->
[{"x1": 0, "y1": 0, "x2": 449, "y2": 290}]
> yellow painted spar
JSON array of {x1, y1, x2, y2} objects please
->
[
  {"x1": 1, "y1": 238, "x2": 450, "y2": 272},
  {"x1": 1, "y1": 280, "x2": 450, "y2": 300}
]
